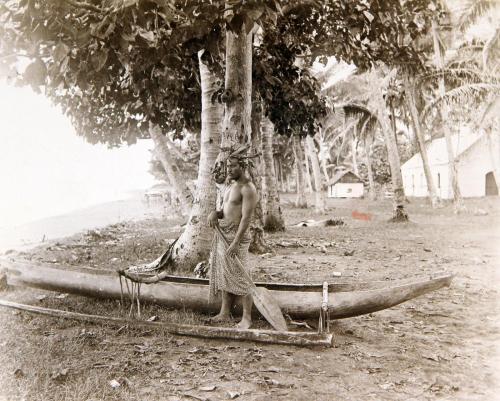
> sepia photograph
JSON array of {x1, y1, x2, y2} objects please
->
[{"x1": 0, "y1": 0, "x2": 498, "y2": 400}]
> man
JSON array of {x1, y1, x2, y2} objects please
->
[{"x1": 207, "y1": 154, "x2": 257, "y2": 329}]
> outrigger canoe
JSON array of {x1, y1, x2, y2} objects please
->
[{"x1": 1, "y1": 258, "x2": 453, "y2": 319}]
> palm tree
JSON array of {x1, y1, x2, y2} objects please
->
[
  {"x1": 323, "y1": 70, "x2": 409, "y2": 220},
  {"x1": 457, "y1": 0, "x2": 499, "y2": 72},
  {"x1": 168, "y1": 52, "x2": 223, "y2": 270},
  {"x1": 305, "y1": 134, "x2": 326, "y2": 212},
  {"x1": 261, "y1": 116, "x2": 285, "y2": 231},
  {"x1": 423, "y1": 2, "x2": 500, "y2": 204},
  {"x1": 403, "y1": 73, "x2": 440, "y2": 207},
  {"x1": 292, "y1": 135, "x2": 308, "y2": 208}
]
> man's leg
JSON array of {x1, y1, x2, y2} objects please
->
[
  {"x1": 237, "y1": 294, "x2": 253, "y2": 329},
  {"x1": 210, "y1": 291, "x2": 233, "y2": 322}
]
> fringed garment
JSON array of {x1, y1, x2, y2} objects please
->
[{"x1": 209, "y1": 220, "x2": 252, "y2": 300}]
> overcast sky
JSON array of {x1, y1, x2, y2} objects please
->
[{"x1": 0, "y1": 83, "x2": 157, "y2": 229}]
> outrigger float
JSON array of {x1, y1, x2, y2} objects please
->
[{"x1": 0, "y1": 258, "x2": 453, "y2": 347}]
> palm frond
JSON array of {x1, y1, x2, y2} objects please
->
[
  {"x1": 422, "y1": 83, "x2": 500, "y2": 120},
  {"x1": 478, "y1": 95, "x2": 500, "y2": 126},
  {"x1": 458, "y1": 0, "x2": 498, "y2": 32},
  {"x1": 483, "y1": 27, "x2": 500, "y2": 73},
  {"x1": 417, "y1": 68, "x2": 499, "y2": 85},
  {"x1": 359, "y1": 113, "x2": 379, "y2": 141},
  {"x1": 339, "y1": 102, "x2": 378, "y2": 122},
  {"x1": 328, "y1": 118, "x2": 358, "y2": 150}
]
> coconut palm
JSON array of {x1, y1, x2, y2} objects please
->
[
  {"x1": 457, "y1": 0, "x2": 499, "y2": 72},
  {"x1": 323, "y1": 69, "x2": 409, "y2": 220}
]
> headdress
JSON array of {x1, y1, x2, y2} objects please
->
[{"x1": 211, "y1": 144, "x2": 260, "y2": 183}]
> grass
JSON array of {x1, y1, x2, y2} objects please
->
[{"x1": 2, "y1": 195, "x2": 498, "y2": 401}]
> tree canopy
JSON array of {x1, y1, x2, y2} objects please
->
[{"x1": 1, "y1": 0, "x2": 442, "y2": 148}]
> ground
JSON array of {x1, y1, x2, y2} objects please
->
[{"x1": 0, "y1": 195, "x2": 499, "y2": 401}]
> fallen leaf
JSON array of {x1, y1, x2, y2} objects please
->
[
  {"x1": 188, "y1": 347, "x2": 206, "y2": 354},
  {"x1": 109, "y1": 379, "x2": 121, "y2": 389},
  {"x1": 147, "y1": 315, "x2": 159, "y2": 322},
  {"x1": 51, "y1": 368, "x2": 69, "y2": 381},
  {"x1": 134, "y1": 344, "x2": 149, "y2": 354},
  {"x1": 199, "y1": 385, "x2": 216, "y2": 392},
  {"x1": 181, "y1": 392, "x2": 204, "y2": 401},
  {"x1": 261, "y1": 366, "x2": 281, "y2": 373},
  {"x1": 367, "y1": 366, "x2": 382, "y2": 374},
  {"x1": 264, "y1": 378, "x2": 280, "y2": 386},
  {"x1": 227, "y1": 391, "x2": 240, "y2": 399},
  {"x1": 423, "y1": 353, "x2": 440, "y2": 362}
]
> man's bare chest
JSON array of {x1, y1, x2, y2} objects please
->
[{"x1": 223, "y1": 184, "x2": 242, "y2": 206}]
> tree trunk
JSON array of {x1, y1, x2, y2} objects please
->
[
  {"x1": 319, "y1": 141, "x2": 330, "y2": 183},
  {"x1": 278, "y1": 158, "x2": 286, "y2": 192},
  {"x1": 261, "y1": 117, "x2": 285, "y2": 231},
  {"x1": 221, "y1": 17, "x2": 252, "y2": 148},
  {"x1": 149, "y1": 124, "x2": 192, "y2": 216},
  {"x1": 221, "y1": 18, "x2": 270, "y2": 253},
  {"x1": 292, "y1": 135, "x2": 308, "y2": 208},
  {"x1": 432, "y1": 20, "x2": 464, "y2": 212},
  {"x1": 273, "y1": 157, "x2": 281, "y2": 191},
  {"x1": 287, "y1": 172, "x2": 293, "y2": 193},
  {"x1": 404, "y1": 75, "x2": 440, "y2": 207},
  {"x1": 305, "y1": 135, "x2": 326, "y2": 212},
  {"x1": 351, "y1": 136, "x2": 359, "y2": 176},
  {"x1": 373, "y1": 94, "x2": 409, "y2": 221},
  {"x1": 322, "y1": 163, "x2": 330, "y2": 183},
  {"x1": 389, "y1": 98, "x2": 398, "y2": 144},
  {"x1": 167, "y1": 52, "x2": 223, "y2": 271},
  {"x1": 364, "y1": 136, "x2": 376, "y2": 200},
  {"x1": 248, "y1": 106, "x2": 272, "y2": 254},
  {"x1": 304, "y1": 155, "x2": 314, "y2": 193}
]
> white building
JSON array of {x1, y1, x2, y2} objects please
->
[
  {"x1": 327, "y1": 170, "x2": 364, "y2": 198},
  {"x1": 401, "y1": 133, "x2": 499, "y2": 199}
]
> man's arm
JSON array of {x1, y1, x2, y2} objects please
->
[
  {"x1": 208, "y1": 209, "x2": 222, "y2": 227},
  {"x1": 229, "y1": 184, "x2": 257, "y2": 248}
]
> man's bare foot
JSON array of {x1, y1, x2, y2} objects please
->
[
  {"x1": 208, "y1": 313, "x2": 231, "y2": 323},
  {"x1": 237, "y1": 317, "x2": 251, "y2": 329}
]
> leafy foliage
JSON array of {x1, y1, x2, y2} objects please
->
[
  {"x1": 457, "y1": 0, "x2": 499, "y2": 33},
  {"x1": 1, "y1": 0, "x2": 444, "y2": 147}
]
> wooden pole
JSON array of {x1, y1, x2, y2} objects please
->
[{"x1": 0, "y1": 299, "x2": 333, "y2": 347}]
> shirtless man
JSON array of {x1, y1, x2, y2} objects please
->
[{"x1": 207, "y1": 156, "x2": 257, "y2": 329}]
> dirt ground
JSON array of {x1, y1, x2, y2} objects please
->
[{"x1": 0, "y1": 196, "x2": 499, "y2": 401}]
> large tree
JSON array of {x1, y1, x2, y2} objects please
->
[{"x1": 1, "y1": 0, "x2": 444, "y2": 266}]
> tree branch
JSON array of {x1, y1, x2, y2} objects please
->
[
  {"x1": 281, "y1": 0, "x2": 318, "y2": 16},
  {"x1": 62, "y1": 0, "x2": 103, "y2": 13}
]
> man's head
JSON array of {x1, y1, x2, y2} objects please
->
[{"x1": 226, "y1": 157, "x2": 245, "y2": 180}]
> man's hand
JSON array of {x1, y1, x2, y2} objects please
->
[
  {"x1": 226, "y1": 241, "x2": 238, "y2": 258},
  {"x1": 207, "y1": 211, "x2": 219, "y2": 228}
]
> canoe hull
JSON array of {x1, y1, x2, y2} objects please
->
[{"x1": 1, "y1": 259, "x2": 453, "y2": 319}]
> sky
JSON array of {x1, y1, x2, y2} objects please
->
[{"x1": 0, "y1": 83, "x2": 157, "y2": 229}]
